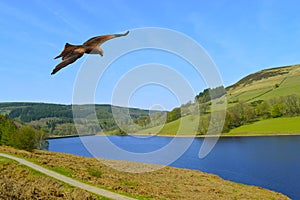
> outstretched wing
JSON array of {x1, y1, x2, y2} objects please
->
[
  {"x1": 54, "y1": 43, "x2": 78, "y2": 59},
  {"x1": 82, "y1": 31, "x2": 129, "y2": 48},
  {"x1": 51, "y1": 53, "x2": 83, "y2": 75}
]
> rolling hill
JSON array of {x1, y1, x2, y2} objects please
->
[
  {"x1": 227, "y1": 64, "x2": 300, "y2": 103},
  {"x1": 137, "y1": 64, "x2": 300, "y2": 136},
  {"x1": 0, "y1": 102, "x2": 164, "y2": 137}
]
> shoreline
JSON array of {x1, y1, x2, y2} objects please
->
[
  {"x1": 159, "y1": 132, "x2": 300, "y2": 138},
  {"x1": 46, "y1": 132, "x2": 300, "y2": 139},
  {"x1": 46, "y1": 133, "x2": 96, "y2": 139}
]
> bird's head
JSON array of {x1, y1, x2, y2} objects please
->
[
  {"x1": 90, "y1": 47, "x2": 103, "y2": 56},
  {"x1": 99, "y1": 48, "x2": 104, "y2": 56}
]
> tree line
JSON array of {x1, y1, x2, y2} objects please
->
[
  {"x1": 0, "y1": 115, "x2": 48, "y2": 151},
  {"x1": 165, "y1": 86, "x2": 226, "y2": 124},
  {"x1": 2, "y1": 103, "x2": 155, "y2": 136},
  {"x1": 195, "y1": 86, "x2": 226, "y2": 103},
  {"x1": 197, "y1": 94, "x2": 300, "y2": 134}
]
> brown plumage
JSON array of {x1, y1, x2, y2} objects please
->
[{"x1": 51, "y1": 31, "x2": 129, "y2": 75}]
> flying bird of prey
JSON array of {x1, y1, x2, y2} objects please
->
[{"x1": 51, "y1": 31, "x2": 129, "y2": 75}]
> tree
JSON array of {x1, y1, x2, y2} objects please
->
[
  {"x1": 13, "y1": 126, "x2": 37, "y2": 151},
  {"x1": 271, "y1": 104, "x2": 283, "y2": 118},
  {"x1": 198, "y1": 116, "x2": 209, "y2": 135},
  {"x1": 199, "y1": 103, "x2": 209, "y2": 114},
  {"x1": 0, "y1": 114, "x2": 48, "y2": 151},
  {"x1": 13, "y1": 126, "x2": 48, "y2": 152},
  {"x1": 255, "y1": 101, "x2": 270, "y2": 118},
  {"x1": 283, "y1": 94, "x2": 300, "y2": 116},
  {"x1": 0, "y1": 115, "x2": 17, "y2": 146},
  {"x1": 195, "y1": 86, "x2": 226, "y2": 103},
  {"x1": 167, "y1": 107, "x2": 181, "y2": 122},
  {"x1": 134, "y1": 116, "x2": 151, "y2": 127}
]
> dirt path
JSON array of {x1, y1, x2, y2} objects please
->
[{"x1": 0, "y1": 153, "x2": 135, "y2": 200}]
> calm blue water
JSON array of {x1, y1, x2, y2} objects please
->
[{"x1": 48, "y1": 135, "x2": 300, "y2": 199}]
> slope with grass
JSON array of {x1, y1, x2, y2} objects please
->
[
  {"x1": 136, "y1": 115, "x2": 199, "y2": 136},
  {"x1": 138, "y1": 64, "x2": 300, "y2": 136},
  {"x1": 0, "y1": 152, "x2": 134, "y2": 200},
  {"x1": 0, "y1": 156, "x2": 102, "y2": 199},
  {"x1": 227, "y1": 116, "x2": 300, "y2": 135},
  {"x1": 227, "y1": 64, "x2": 300, "y2": 103}
]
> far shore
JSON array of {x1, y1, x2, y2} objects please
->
[
  {"x1": 46, "y1": 133, "x2": 95, "y2": 139},
  {"x1": 46, "y1": 132, "x2": 300, "y2": 140},
  {"x1": 134, "y1": 132, "x2": 300, "y2": 138}
]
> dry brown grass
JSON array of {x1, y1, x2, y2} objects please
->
[
  {"x1": 0, "y1": 155, "x2": 99, "y2": 199},
  {"x1": 0, "y1": 146, "x2": 290, "y2": 200}
]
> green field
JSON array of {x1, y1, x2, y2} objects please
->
[
  {"x1": 135, "y1": 115, "x2": 199, "y2": 136},
  {"x1": 261, "y1": 75, "x2": 300, "y2": 100},
  {"x1": 228, "y1": 116, "x2": 300, "y2": 135},
  {"x1": 229, "y1": 88, "x2": 272, "y2": 102},
  {"x1": 227, "y1": 65, "x2": 300, "y2": 104}
]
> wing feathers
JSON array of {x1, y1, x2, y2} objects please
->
[
  {"x1": 51, "y1": 53, "x2": 83, "y2": 75},
  {"x1": 83, "y1": 31, "x2": 129, "y2": 48},
  {"x1": 54, "y1": 43, "x2": 78, "y2": 59}
]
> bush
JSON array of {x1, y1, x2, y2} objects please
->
[{"x1": 87, "y1": 167, "x2": 103, "y2": 178}]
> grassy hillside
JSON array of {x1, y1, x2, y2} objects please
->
[
  {"x1": 223, "y1": 64, "x2": 300, "y2": 135},
  {"x1": 0, "y1": 146, "x2": 290, "y2": 200},
  {"x1": 228, "y1": 116, "x2": 300, "y2": 135},
  {"x1": 136, "y1": 115, "x2": 199, "y2": 136},
  {"x1": 138, "y1": 64, "x2": 300, "y2": 136},
  {"x1": 227, "y1": 64, "x2": 300, "y2": 103}
]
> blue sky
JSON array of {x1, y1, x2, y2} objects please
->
[{"x1": 1, "y1": 0, "x2": 300, "y2": 110}]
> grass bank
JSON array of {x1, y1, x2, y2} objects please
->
[
  {"x1": 228, "y1": 116, "x2": 300, "y2": 135},
  {"x1": 136, "y1": 115, "x2": 199, "y2": 136},
  {"x1": 0, "y1": 156, "x2": 105, "y2": 199}
]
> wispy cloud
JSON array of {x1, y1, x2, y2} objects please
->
[
  {"x1": 0, "y1": 2, "x2": 61, "y2": 37},
  {"x1": 34, "y1": 0, "x2": 86, "y2": 36}
]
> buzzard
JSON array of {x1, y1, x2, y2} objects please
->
[{"x1": 51, "y1": 31, "x2": 129, "y2": 75}]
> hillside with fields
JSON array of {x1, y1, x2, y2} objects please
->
[
  {"x1": 224, "y1": 64, "x2": 300, "y2": 135},
  {"x1": 137, "y1": 64, "x2": 300, "y2": 136},
  {"x1": 227, "y1": 64, "x2": 300, "y2": 103}
]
